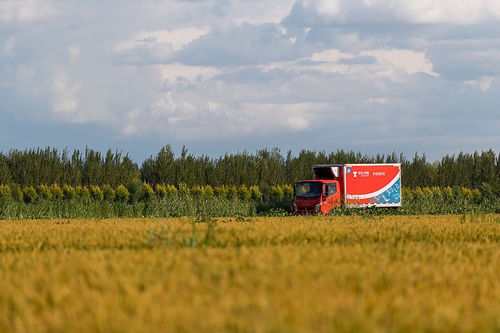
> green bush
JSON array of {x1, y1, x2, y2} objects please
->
[
  {"x1": 412, "y1": 187, "x2": 424, "y2": 202},
  {"x1": 402, "y1": 188, "x2": 413, "y2": 202},
  {"x1": 227, "y1": 186, "x2": 238, "y2": 200},
  {"x1": 142, "y1": 184, "x2": 155, "y2": 202},
  {"x1": 9, "y1": 184, "x2": 23, "y2": 202},
  {"x1": 90, "y1": 186, "x2": 104, "y2": 201},
  {"x1": 249, "y1": 185, "x2": 263, "y2": 201},
  {"x1": 102, "y1": 185, "x2": 115, "y2": 201},
  {"x1": 282, "y1": 185, "x2": 294, "y2": 201},
  {"x1": 165, "y1": 185, "x2": 178, "y2": 198},
  {"x1": 23, "y1": 186, "x2": 38, "y2": 204},
  {"x1": 431, "y1": 187, "x2": 443, "y2": 201},
  {"x1": 271, "y1": 186, "x2": 285, "y2": 201},
  {"x1": 51, "y1": 184, "x2": 64, "y2": 200},
  {"x1": 178, "y1": 184, "x2": 190, "y2": 197},
  {"x1": 75, "y1": 186, "x2": 91, "y2": 200},
  {"x1": 203, "y1": 185, "x2": 214, "y2": 197},
  {"x1": 62, "y1": 185, "x2": 76, "y2": 200},
  {"x1": 471, "y1": 189, "x2": 482, "y2": 203},
  {"x1": 214, "y1": 185, "x2": 229, "y2": 198},
  {"x1": 155, "y1": 184, "x2": 167, "y2": 199},
  {"x1": 0, "y1": 185, "x2": 12, "y2": 201},
  {"x1": 442, "y1": 187, "x2": 454, "y2": 202},
  {"x1": 191, "y1": 186, "x2": 204, "y2": 198},
  {"x1": 37, "y1": 185, "x2": 53, "y2": 200},
  {"x1": 115, "y1": 185, "x2": 130, "y2": 202},
  {"x1": 238, "y1": 185, "x2": 251, "y2": 201},
  {"x1": 461, "y1": 187, "x2": 474, "y2": 202}
]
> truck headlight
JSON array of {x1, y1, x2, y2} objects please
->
[{"x1": 315, "y1": 202, "x2": 322, "y2": 213}]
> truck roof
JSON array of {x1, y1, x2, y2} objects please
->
[
  {"x1": 297, "y1": 179, "x2": 336, "y2": 183},
  {"x1": 314, "y1": 163, "x2": 401, "y2": 167}
]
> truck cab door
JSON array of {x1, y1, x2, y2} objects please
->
[{"x1": 322, "y1": 182, "x2": 340, "y2": 213}]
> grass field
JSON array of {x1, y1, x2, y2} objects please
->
[{"x1": 0, "y1": 215, "x2": 499, "y2": 332}]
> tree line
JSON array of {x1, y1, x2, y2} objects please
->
[{"x1": 0, "y1": 146, "x2": 498, "y2": 194}]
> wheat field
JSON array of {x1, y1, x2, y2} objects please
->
[{"x1": 0, "y1": 215, "x2": 499, "y2": 332}]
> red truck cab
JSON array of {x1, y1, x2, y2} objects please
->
[{"x1": 294, "y1": 180, "x2": 341, "y2": 214}]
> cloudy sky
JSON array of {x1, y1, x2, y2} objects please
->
[{"x1": 1, "y1": 0, "x2": 499, "y2": 161}]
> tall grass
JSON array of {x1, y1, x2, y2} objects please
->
[
  {"x1": 0, "y1": 183, "x2": 498, "y2": 219},
  {"x1": 0, "y1": 197, "x2": 254, "y2": 219}
]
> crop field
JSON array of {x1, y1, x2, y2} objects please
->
[{"x1": 0, "y1": 215, "x2": 499, "y2": 332}]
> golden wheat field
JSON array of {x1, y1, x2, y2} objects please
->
[{"x1": 0, "y1": 215, "x2": 499, "y2": 332}]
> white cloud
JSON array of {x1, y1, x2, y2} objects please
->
[
  {"x1": 362, "y1": 49, "x2": 437, "y2": 76},
  {"x1": 394, "y1": 1, "x2": 500, "y2": 24},
  {"x1": 261, "y1": 48, "x2": 436, "y2": 81},
  {"x1": 464, "y1": 76, "x2": 494, "y2": 92},
  {"x1": 115, "y1": 27, "x2": 208, "y2": 53},
  {"x1": 155, "y1": 64, "x2": 220, "y2": 83},
  {"x1": 51, "y1": 71, "x2": 79, "y2": 117},
  {"x1": 286, "y1": 0, "x2": 500, "y2": 26},
  {"x1": 0, "y1": 0, "x2": 56, "y2": 23},
  {"x1": 287, "y1": 116, "x2": 309, "y2": 130}
]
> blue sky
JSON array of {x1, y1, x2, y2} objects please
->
[{"x1": 1, "y1": 0, "x2": 499, "y2": 161}]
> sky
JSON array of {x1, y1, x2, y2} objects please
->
[{"x1": 1, "y1": 0, "x2": 499, "y2": 161}]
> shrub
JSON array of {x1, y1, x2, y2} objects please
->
[
  {"x1": 282, "y1": 185, "x2": 294, "y2": 201},
  {"x1": 461, "y1": 187, "x2": 474, "y2": 202},
  {"x1": 51, "y1": 184, "x2": 64, "y2": 200},
  {"x1": 155, "y1": 184, "x2": 167, "y2": 199},
  {"x1": 203, "y1": 185, "x2": 215, "y2": 197},
  {"x1": 271, "y1": 186, "x2": 285, "y2": 201},
  {"x1": 238, "y1": 185, "x2": 252, "y2": 201},
  {"x1": 442, "y1": 187, "x2": 454, "y2": 202},
  {"x1": 142, "y1": 184, "x2": 155, "y2": 202},
  {"x1": 178, "y1": 184, "x2": 190, "y2": 197},
  {"x1": 431, "y1": 187, "x2": 443, "y2": 201},
  {"x1": 452, "y1": 186, "x2": 464, "y2": 201},
  {"x1": 23, "y1": 186, "x2": 38, "y2": 204},
  {"x1": 75, "y1": 186, "x2": 91, "y2": 200},
  {"x1": 422, "y1": 187, "x2": 433, "y2": 200},
  {"x1": 115, "y1": 185, "x2": 130, "y2": 202},
  {"x1": 412, "y1": 187, "x2": 424, "y2": 202},
  {"x1": 249, "y1": 185, "x2": 263, "y2": 201},
  {"x1": 402, "y1": 188, "x2": 413, "y2": 202},
  {"x1": 102, "y1": 185, "x2": 115, "y2": 201},
  {"x1": 90, "y1": 186, "x2": 104, "y2": 201},
  {"x1": 227, "y1": 186, "x2": 238, "y2": 200},
  {"x1": 191, "y1": 186, "x2": 205, "y2": 198},
  {"x1": 165, "y1": 185, "x2": 178, "y2": 198},
  {"x1": 9, "y1": 184, "x2": 23, "y2": 202},
  {"x1": 471, "y1": 189, "x2": 482, "y2": 203},
  {"x1": 37, "y1": 185, "x2": 53, "y2": 200},
  {"x1": 214, "y1": 185, "x2": 229, "y2": 198},
  {"x1": 62, "y1": 185, "x2": 76, "y2": 200},
  {"x1": 0, "y1": 185, "x2": 12, "y2": 201}
]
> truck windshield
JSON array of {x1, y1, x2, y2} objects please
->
[{"x1": 295, "y1": 182, "x2": 323, "y2": 198}]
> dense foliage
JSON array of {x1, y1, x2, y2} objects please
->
[
  {"x1": 0, "y1": 146, "x2": 498, "y2": 193},
  {"x1": 0, "y1": 183, "x2": 498, "y2": 219}
]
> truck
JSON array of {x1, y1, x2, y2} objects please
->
[{"x1": 294, "y1": 164, "x2": 401, "y2": 215}]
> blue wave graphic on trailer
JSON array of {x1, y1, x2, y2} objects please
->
[{"x1": 373, "y1": 179, "x2": 401, "y2": 204}]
